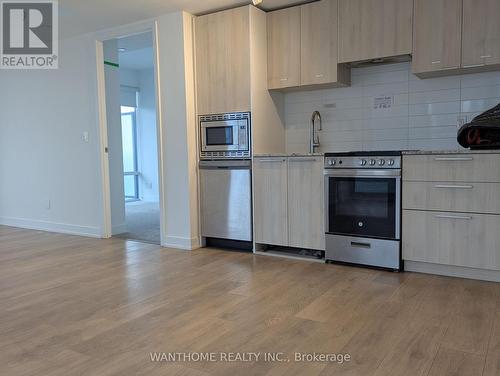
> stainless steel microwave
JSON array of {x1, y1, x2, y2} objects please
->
[{"x1": 200, "y1": 112, "x2": 251, "y2": 159}]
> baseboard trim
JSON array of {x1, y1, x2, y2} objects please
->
[
  {"x1": 0, "y1": 216, "x2": 102, "y2": 238},
  {"x1": 163, "y1": 235, "x2": 201, "y2": 251},
  {"x1": 405, "y1": 260, "x2": 500, "y2": 283}
]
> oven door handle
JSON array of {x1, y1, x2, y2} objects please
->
[
  {"x1": 350, "y1": 241, "x2": 371, "y2": 249},
  {"x1": 323, "y1": 169, "x2": 401, "y2": 177}
]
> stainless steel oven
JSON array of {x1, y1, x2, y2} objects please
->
[
  {"x1": 200, "y1": 112, "x2": 250, "y2": 159},
  {"x1": 324, "y1": 152, "x2": 402, "y2": 270}
]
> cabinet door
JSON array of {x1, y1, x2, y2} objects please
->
[
  {"x1": 412, "y1": 0, "x2": 462, "y2": 76},
  {"x1": 300, "y1": 0, "x2": 349, "y2": 87},
  {"x1": 267, "y1": 7, "x2": 301, "y2": 90},
  {"x1": 338, "y1": 0, "x2": 413, "y2": 63},
  {"x1": 462, "y1": 0, "x2": 500, "y2": 68},
  {"x1": 195, "y1": 7, "x2": 251, "y2": 115},
  {"x1": 287, "y1": 157, "x2": 325, "y2": 250},
  {"x1": 253, "y1": 158, "x2": 288, "y2": 246},
  {"x1": 403, "y1": 210, "x2": 500, "y2": 271}
]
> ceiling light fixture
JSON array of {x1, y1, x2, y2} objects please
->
[
  {"x1": 252, "y1": 0, "x2": 263, "y2": 5},
  {"x1": 118, "y1": 48, "x2": 126, "y2": 52}
]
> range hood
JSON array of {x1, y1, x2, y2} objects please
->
[{"x1": 349, "y1": 54, "x2": 411, "y2": 68}]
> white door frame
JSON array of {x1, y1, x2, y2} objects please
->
[{"x1": 94, "y1": 19, "x2": 166, "y2": 244}]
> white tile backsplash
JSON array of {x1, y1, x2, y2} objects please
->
[{"x1": 283, "y1": 62, "x2": 500, "y2": 153}]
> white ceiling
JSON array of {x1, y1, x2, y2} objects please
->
[
  {"x1": 118, "y1": 32, "x2": 154, "y2": 70},
  {"x1": 59, "y1": 0, "x2": 306, "y2": 38}
]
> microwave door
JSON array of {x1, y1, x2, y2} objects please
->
[{"x1": 202, "y1": 122, "x2": 239, "y2": 152}]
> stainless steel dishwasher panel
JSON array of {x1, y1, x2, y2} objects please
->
[{"x1": 199, "y1": 160, "x2": 252, "y2": 241}]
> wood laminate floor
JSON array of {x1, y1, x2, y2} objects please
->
[{"x1": 1, "y1": 225, "x2": 499, "y2": 376}]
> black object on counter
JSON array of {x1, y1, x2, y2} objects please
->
[{"x1": 457, "y1": 103, "x2": 500, "y2": 149}]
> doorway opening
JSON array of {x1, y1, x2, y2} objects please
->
[{"x1": 102, "y1": 31, "x2": 161, "y2": 244}]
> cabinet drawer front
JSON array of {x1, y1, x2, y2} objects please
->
[
  {"x1": 403, "y1": 154, "x2": 500, "y2": 182},
  {"x1": 403, "y1": 181, "x2": 500, "y2": 214},
  {"x1": 403, "y1": 210, "x2": 500, "y2": 270}
]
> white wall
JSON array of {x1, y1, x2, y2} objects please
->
[
  {"x1": 0, "y1": 35, "x2": 105, "y2": 236},
  {"x1": 104, "y1": 39, "x2": 127, "y2": 235},
  {"x1": 0, "y1": 12, "x2": 199, "y2": 248},
  {"x1": 156, "y1": 12, "x2": 200, "y2": 250},
  {"x1": 119, "y1": 68, "x2": 140, "y2": 87},
  {"x1": 285, "y1": 62, "x2": 500, "y2": 153}
]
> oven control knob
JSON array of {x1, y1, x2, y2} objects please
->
[
  {"x1": 378, "y1": 159, "x2": 386, "y2": 166},
  {"x1": 369, "y1": 159, "x2": 376, "y2": 166},
  {"x1": 360, "y1": 159, "x2": 367, "y2": 166},
  {"x1": 327, "y1": 159, "x2": 335, "y2": 166},
  {"x1": 388, "y1": 159, "x2": 395, "y2": 166}
]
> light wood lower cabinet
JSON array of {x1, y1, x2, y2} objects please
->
[
  {"x1": 402, "y1": 153, "x2": 500, "y2": 274},
  {"x1": 403, "y1": 181, "x2": 500, "y2": 214},
  {"x1": 253, "y1": 156, "x2": 325, "y2": 250},
  {"x1": 287, "y1": 157, "x2": 325, "y2": 250},
  {"x1": 253, "y1": 157, "x2": 288, "y2": 246},
  {"x1": 402, "y1": 154, "x2": 500, "y2": 183},
  {"x1": 403, "y1": 210, "x2": 500, "y2": 271}
]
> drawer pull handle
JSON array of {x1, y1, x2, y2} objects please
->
[
  {"x1": 351, "y1": 241, "x2": 371, "y2": 249},
  {"x1": 257, "y1": 158, "x2": 286, "y2": 163},
  {"x1": 435, "y1": 214, "x2": 472, "y2": 220},
  {"x1": 480, "y1": 55, "x2": 492, "y2": 59},
  {"x1": 280, "y1": 78, "x2": 288, "y2": 82},
  {"x1": 463, "y1": 63, "x2": 485, "y2": 68},
  {"x1": 434, "y1": 184, "x2": 473, "y2": 189},
  {"x1": 290, "y1": 157, "x2": 317, "y2": 162},
  {"x1": 434, "y1": 157, "x2": 473, "y2": 161},
  {"x1": 431, "y1": 60, "x2": 441, "y2": 64}
]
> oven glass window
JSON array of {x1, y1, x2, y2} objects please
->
[
  {"x1": 327, "y1": 177, "x2": 397, "y2": 239},
  {"x1": 206, "y1": 126, "x2": 233, "y2": 146}
]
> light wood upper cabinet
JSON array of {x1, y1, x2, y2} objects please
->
[
  {"x1": 462, "y1": 0, "x2": 500, "y2": 68},
  {"x1": 195, "y1": 7, "x2": 251, "y2": 115},
  {"x1": 267, "y1": 7, "x2": 301, "y2": 90},
  {"x1": 338, "y1": 0, "x2": 413, "y2": 63},
  {"x1": 268, "y1": 0, "x2": 350, "y2": 90},
  {"x1": 300, "y1": 0, "x2": 349, "y2": 87},
  {"x1": 287, "y1": 157, "x2": 325, "y2": 251},
  {"x1": 253, "y1": 157, "x2": 288, "y2": 246},
  {"x1": 412, "y1": 0, "x2": 462, "y2": 77}
]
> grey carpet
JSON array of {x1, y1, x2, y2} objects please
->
[{"x1": 115, "y1": 201, "x2": 160, "y2": 244}]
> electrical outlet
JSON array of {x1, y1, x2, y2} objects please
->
[{"x1": 82, "y1": 131, "x2": 89, "y2": 143}]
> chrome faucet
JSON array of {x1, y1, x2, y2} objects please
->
[{"x1": 310, "y1": 110, "x2": 322, "y2": 153}]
